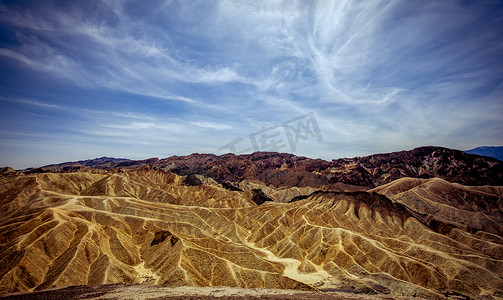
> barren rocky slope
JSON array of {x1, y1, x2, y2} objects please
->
[
  {"x1": 1, "y1": 166, "x2": 502, "y2": 299},
  {"x1": 0, "y1": 285, "x2": 423, "y2": 299},
  {"x1": 32, "y1": 146, "x2": 503, "y2": 187},
  {"x1": 371, "y1": 178, "x2": 503, "y2": 235}
]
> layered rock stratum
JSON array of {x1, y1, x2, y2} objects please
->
[{"x1": 1, "y1": 147, "x2": 502, "y2": 299}]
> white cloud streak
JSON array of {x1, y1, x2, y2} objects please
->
[{"x1": 1, "y1": 0, "x2": 502, "y2": 167}]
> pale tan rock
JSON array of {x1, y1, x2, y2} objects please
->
[{"x1": 0, "y1": 170, "x2": 502, "y2": 299}]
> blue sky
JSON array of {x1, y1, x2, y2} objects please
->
[{"x1": 1, "y1": 0, "x2": 502, "y2": 169}]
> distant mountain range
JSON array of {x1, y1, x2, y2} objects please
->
[
  {"x1": 24, "y1": 146, "x2": 503, "y2": 187},
  {"x1": 465, "y1": 146, "x2": 503, "y2": 161}
]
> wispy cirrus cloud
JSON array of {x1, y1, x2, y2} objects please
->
[
  {"x1": 1, "y1": 0, "x2": 502, "y2": 168},
  {"x1": 15, "y1": 98, "x2": 67, "y2": 110}
]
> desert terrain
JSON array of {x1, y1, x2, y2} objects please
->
[
  {"x1": 1, "y1": 147, "x2": 502, "y2": 299},
  {"x1": 0, "y1": 284, "x2": 425, "y2": 299}
]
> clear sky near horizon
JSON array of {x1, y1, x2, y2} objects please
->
[{"x1": 1, "y1": 1, "x2": 502, "y2": 169}]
